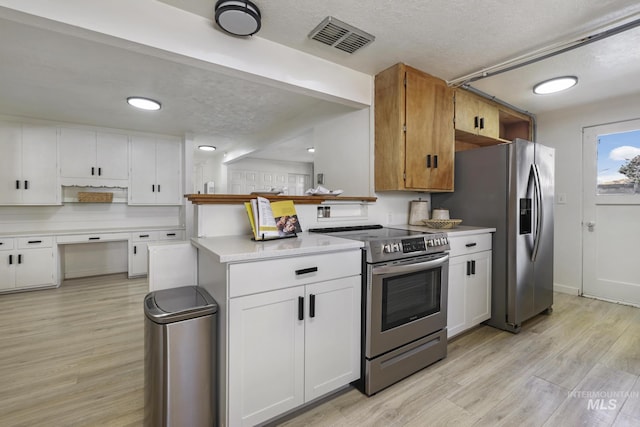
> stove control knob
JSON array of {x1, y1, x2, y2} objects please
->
[
  {"x1": 383, "y1": 244, "x2": 391, "y2": 253},
  {"x1": 426, "y1": 239, "x2": 433, "y2": 247},
  {"x1": 393, "y1": 243, "x2": 401, "y2": 252},
  {"x1": 442, "y1": 237, "x2": 448, "y2": 245}
]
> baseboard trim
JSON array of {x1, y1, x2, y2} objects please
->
[{"x1": 554, "y1": 283, "x2": 580, "y2": 295}]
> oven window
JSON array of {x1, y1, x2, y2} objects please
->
[{"x1": 381, "y1": 268, "x2": 441, "y2": 331}]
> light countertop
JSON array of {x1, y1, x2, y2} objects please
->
[
  {"x1": 192, "y1": 232, "x2": 364, "y2": 263},
  {"x1": 0, "y1": 226, "x2": 185, "y2": 238},
  {"x1": 389, "y1": 224, "x2": 496, "y2": 236}
]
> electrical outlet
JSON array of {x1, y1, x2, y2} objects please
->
[
  {"x1": 557, "y1": 193, "x2": 567, "y2": 204},
  {"x1": 317, "y1": 173, "x2": 324, "y2": 184}
]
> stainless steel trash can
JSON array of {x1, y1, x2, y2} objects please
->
[{"x1": 144, "y1": 286, "x2": 218, "y2": 427}]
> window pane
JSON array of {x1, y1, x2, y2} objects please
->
[{"x1": 597, "y1": 129, "x2": 640, "y2": 195}]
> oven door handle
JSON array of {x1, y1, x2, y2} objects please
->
[{"x1": 371, "y1": 254, "x2": 449, "y2": 276}]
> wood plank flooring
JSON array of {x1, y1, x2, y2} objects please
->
[{"x1": 1, "y1": 275, "x2": 639, "y2": 426}]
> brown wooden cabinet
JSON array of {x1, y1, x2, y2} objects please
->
[
  {"x1": 454, "y1": 88, "x2": 533, "y2": 151},
  {"x1": 375, "y1": 63, "x2": 454, "y2": 192}
]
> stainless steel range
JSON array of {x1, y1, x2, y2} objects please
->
[{"x1": 309, "y1": 225, "x2": 450, "y2": 395}]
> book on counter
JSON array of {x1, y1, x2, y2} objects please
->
[{"x1": 244, "y1": 196, "x2": 302, "y2": 241}]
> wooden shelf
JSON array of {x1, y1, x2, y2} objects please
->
[{"x1": 185, "y1": 194, "x2": 377, "y2": 205}]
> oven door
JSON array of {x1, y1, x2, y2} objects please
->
[{"x1": 366, "y1": 253, "x2": 449, "y2": 358}]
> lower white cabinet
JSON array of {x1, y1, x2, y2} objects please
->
[
  {"x1": 219, "y1": 249, "x2": 361, "y2": 427},
  {"x1": 447, "y1": 232, "x2": 492, "y2": 339},
  {"x1": 128, "y1": 230, "x2": 184, "y2": 277},
  {"x1": 228, "y1": 276, "x2": 360, "y2": 426},
  {"x1": 0, "y1": 237, "x2": 55, "y2": 291}
]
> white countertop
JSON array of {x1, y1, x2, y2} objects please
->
[
  {"x1": 0, "y1": 225, "x2": 185, "y2": 238},
  {"x1": 192, "y1": 232, "x2": 364, "y2": 263},
  {"x1": 389, "y1": 224, "x2": 496, "y2": 236}
]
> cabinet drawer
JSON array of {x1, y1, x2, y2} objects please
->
[
  {"x1": 230, "y1": 250, "x2": 361, "y2": 298},
  {"x1": 157, "y1": 230, "x2": 184, "y2": 241},
  {"x1": 448, "y1": 233, "x2": 492, "y2": 257},
  {"x1": 0, "y1": 238, "x2": 15, "y2": 250},
  {"x1": 132, "y1": 231, "x2": 159, "y2": 242},
  {"x1": 17, "y1": 236, "x2": 53, "y2": 249},
  {"x1": 56, "y1": 233, "x2": 129, "y2": 244}
]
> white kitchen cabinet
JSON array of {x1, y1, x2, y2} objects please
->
[
  {"x1": 128, "y1": 229, "x2": 185, "y2": 277},
  {"x1": 0, "y1": 237, "x2": 56, "y2": 292},
  {"x1": 224, "y1": 250, "x2": 361, "y2": 427},
  {"x1": 129, "y1": 136, "x2": 182, "y2": 205},
  {"x1": 0, "y1": 121, "x2": 59, "y2": 205},
  {"x1": 59, "y1": 128, "x2": 128, "y2": 185},
  {"x1": 447, "y1": 232, "x2": 492, "y2": 339}
]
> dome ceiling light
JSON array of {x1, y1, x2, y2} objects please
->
[
  {"x1": 533, "y1": 76, "x2": 578, "y2": 95},
  {"x1": 127, "y1": 96, "x2": 161, "y2": 111},
  {"x1": 198, "y1": 145, "x2": 217, "y2": 151},
  {"x1": 215, "y1": 0, "x2": 261, "y2": 37}
]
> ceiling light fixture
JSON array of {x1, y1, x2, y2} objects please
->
[
  {"x1": 198, "y1": 145, "x2": 217, "y2": 151},
  {"x1": 307, "y1": 147, "x2": 315, "y2": 153},
  {"x1": 127, "y1": 97, "x2": 161, "y2": 111},
  {"x1": 533, "y1": 76, "x2": 578, "y2": 95},
  {"x1": 215, "y1": 0, "x2": 261, "y2": 37}
]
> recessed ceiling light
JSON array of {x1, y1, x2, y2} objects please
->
[
  {"x1": 198, "y1": 145, "x2": 217, "y2": 152},
  {"x1": 533, "y1": 76, "x2": 578, "y2": 95},
  {"x1": 215, "y1": 0, "x2": 261, "y2": 37},
  {"x1": 307, "y1": 147, "x2": 315, "y2": 153},
  {"x1": 127, "y1": 97, "x2": 161, "y2": 110}
]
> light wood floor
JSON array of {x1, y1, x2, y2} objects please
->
[{"x1": 1, "y1": 275, "x2": 639, "y2": 427}]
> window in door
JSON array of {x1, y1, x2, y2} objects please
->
[{"x1": 596, "y1": 129, "x2": 640, "y2": 196}]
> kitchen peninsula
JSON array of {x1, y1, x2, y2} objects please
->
[{"x1": 194, "y1": 232, "x2": 364, "y2": 427}]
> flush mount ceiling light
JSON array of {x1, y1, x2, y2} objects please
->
[
  {"x1": 215, "y1": 0, "x2": 261, "y2": 36},
  {"x1": 533, "y1": 76, "x2": 578, "y2": 95},
  {"x1": 127, "y1": 96, "x2": 161, "y2": 111},
  {"x1": 307, "y1": 147, "x2": 315, "y2": 153},
  {"x1": 198, "y1": 145, "x2": 217, "y2": 152}
]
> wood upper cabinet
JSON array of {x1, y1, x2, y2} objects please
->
[
  {"x1": 454, "y1": 89, "x2": 499, "y2": 139},
  {"x1": 454, "y1": 88, "x2": 533, "y2": 150},
  {"x1": 375, "y1": 63, "x2": 454, "y2": 192}
]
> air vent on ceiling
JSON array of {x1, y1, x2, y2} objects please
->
[{"x1": 308, "y1": 16, "x2": 375, "y2": 54}]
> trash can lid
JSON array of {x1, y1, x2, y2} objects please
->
[{"x1": 144, "y1": 286, "x2": 218, "y2": 324}]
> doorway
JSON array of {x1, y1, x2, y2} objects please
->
[{"x1": 582, "y1": 119, "x2": 640, "y2": 305}]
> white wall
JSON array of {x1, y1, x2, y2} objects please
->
[
  {"x1": 314, "y1": 108, "x2": 371, "y2": 196},
  {"x1": 536, "y1": 92, "x2": 640, "y2": 294}
]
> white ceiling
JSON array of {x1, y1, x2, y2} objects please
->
[{"x1": 1, "y1": 1, "x2": 640, "y2": 160}]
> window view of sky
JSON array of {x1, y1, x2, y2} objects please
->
[{"x1": 597, "y1": 129, "x2": 640, "y2": 184}]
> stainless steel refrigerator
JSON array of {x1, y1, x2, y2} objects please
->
[{"x1": 432, "y1": 139, "x2": 554, "y2": 333}]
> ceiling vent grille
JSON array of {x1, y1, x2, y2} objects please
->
[{"x1": 308, "y1": 16, "x2": 375, "y2": 54}]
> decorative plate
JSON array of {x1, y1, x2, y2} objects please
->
[{"x1": 421, "y1": 219, "x2": 463, "y2": 229}]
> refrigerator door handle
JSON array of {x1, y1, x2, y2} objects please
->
[{"x1": 531, "y1": 164, "x2": 543, "y2": 262}]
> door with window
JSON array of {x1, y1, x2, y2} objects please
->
[{"x1": 582, "y1": 119, "x2": 640, "y2": 305}]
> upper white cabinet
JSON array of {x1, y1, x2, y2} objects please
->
[
  {"x1": 0, "y1": 121, "x2": 59, "y2": 205},
  {"x1": 59, "y1": 128, "x2": 129, "y2": 186},
  {"x1": 129, "y1": 136, "x2": 182, "y2": 205}
]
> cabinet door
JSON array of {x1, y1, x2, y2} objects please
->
[
  {"x1": 21, "y1": 125, "x2": 59, "y2": 204},
  {"x1": 229, "y1": 287, "x2": 305, "y2": 427},
  {"x1": 454, "y1": 89, "x2": 480, "y2": 135},
  {"x1": 154, "y1": 138, "x2": 182, "y2": 205},
  {"x1": 466, "y1": 251, "x2": 492, "y2": 325},
  {"x1": 15, "y1": 248, "x2": 55, "y2": 288},
  {"x1": 129, "y1": 136, "x2": 157, "y2": 204},
  {"x1": 447, "y1": 255, "x2": 468, "y2": 338},
  {"x1": 0, "y1": 252, "x2": 16, "y2": 290},
  {"x1": 59, "y1": 128, "x2": 96, "y2": 178},
  {"x1": 96, "y1": 132, "x2": 128, "y2": 180},
  {"x1": 129, "y1": 241, "x2": 150, "y2": 277},
  {"x1": 305, "y1": 276, "x2": 361, "y2": 401},
  {"x1": 405, "y1": 69, "x2": 454, "y2": 191},
  {"x1": 0, "y1": 121, "x2": 22, "y2": 204},
  {"x1": 476, "y1": 99, "x2": 499, "y2": 139}
]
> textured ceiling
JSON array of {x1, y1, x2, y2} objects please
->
[{"x1": 1, "y1": 0, "x2": 640, "y2": 161}]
